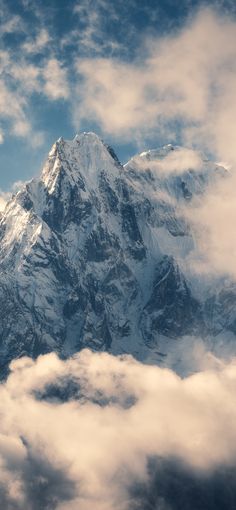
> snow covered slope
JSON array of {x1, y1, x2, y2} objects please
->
[{"x1": 0, "y1": 133, "x2": 234, "y2": 373}]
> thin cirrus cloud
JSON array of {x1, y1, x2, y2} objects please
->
[
  {"x1": 0, "y1": 49, "x2": 69, "y2": 145},
  {"x1": 0, "y1": 0, "x2": 69, "y2": 147},
  {"x1": 70, "y1": 0, "x2": 126, "y2": 55},
  {"x1": 0, "y1": 14, "x2": 24, "y2": 36},
  {"x1": 0, "y1": 348, "x2": 236, "y2": 509},
  {"x1": 22, "y1": 28, "x2": 51, "y2": 54}
]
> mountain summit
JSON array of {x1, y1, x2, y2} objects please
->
[
  {"x1": 42, "y1": 132, "x2": 122, "y2": 192},
  {"x1": 0, "y1": 133, "x2": 234, "y2": 374}
]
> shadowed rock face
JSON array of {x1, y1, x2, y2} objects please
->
[
  {"x1": 0, "y1": 133, "x2": 234, "y2": 373},
  {"x1": 142, "y1": 256, "x2": 203, "y2": 340},
  {"x1": 129, "y1": 457, "x2": 236, "y2": 510}
]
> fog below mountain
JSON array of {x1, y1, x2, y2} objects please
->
[{"x1": 0, "y1": 349, "x2": 235, "y2": 509}]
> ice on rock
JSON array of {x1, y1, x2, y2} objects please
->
[{"x1": 0, "y1": 132, "x2": 233, "y2": 376}]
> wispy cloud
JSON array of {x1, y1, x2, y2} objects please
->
[
  {"x1": 74, "y1": 7, "x2": 236, "y2": 165},
  {"x1": 0, "y1": 14, "x2": 25, "y2": 36},
  {"x1": 0, "y1": 180, "x2": 27, "y2": 212},
  {"x1": 132, "y1": 147, "x2": 203, "y2": 175},
  {"x1": 0, "y1": 10, "x2": 69, "y2": 145},
  {"x1": 185, "y1": 170, "x2": 236, "y2": 279},
  {"x1": 22, "y1": 28, "x2": 51, "y2": 54},
  {"x1": 42, "y1": 58, "x2": 70, "y2": 100},
  {"x1": 70, "y1": 0, "x2": 124, "y2": 55},
  {"x1": 71, "y1": 7, "x2": 236, "y2": 281},
  {"x1": 0, "y1": 190, "x2": 10, "y2": 212}
]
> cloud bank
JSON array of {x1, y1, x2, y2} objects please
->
[
  {"x1": 1, "y1": 349, "x2": 236, "y2": 509},
  {"x1": 185, "y1": 170, "x2": 236, "y2": 279}
]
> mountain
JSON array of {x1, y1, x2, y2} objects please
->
[{"x1": 0, "y1": 132, "x2": 234, "y2": 374}]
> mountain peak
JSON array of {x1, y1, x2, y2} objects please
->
[
  {"x1": 49, "y1": 131, "x2": 107, "y2": 157},
  {"x1": 0, "y1": 131, "x2": 234, "y2": 377},
  {"x1": 42, "y1": 132, "x2": 121, "y2": 194},
  {"x1": 55, "y1": 131, "x2": 104, "y2": 147}
]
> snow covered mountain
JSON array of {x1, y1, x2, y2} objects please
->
[{"x1": 0, "y1": 132, "x2": 234, "y2": 374}]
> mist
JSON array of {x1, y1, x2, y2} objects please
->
[{"x1": 0, "y1": 349, "x2": 236, "y2": 509}]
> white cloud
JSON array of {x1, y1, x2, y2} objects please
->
[
  {"x1": 0, "y1": 80, "x2": 27, "y2": 128},
  {"x1": 74, "y1": 7, "x2": 236, "y2": 166},
  {"x1": 133, "y1": 147, "x2": 203, "y2": 175},
  {"x1": 10, "y1": 63, "x2": 40, "y2": 93},
  {"x1": 42, "y1": 58, "x2": 69, "y2": 100},
  {"x1": 0, "y1": 46, "x2": 68, "y2": 144},
  {"x1": 22, "y1": 28, "x2": 50, "y2": 54},
  {"x1": 0, "y1": 349, "x2": 235, "y2": 508},
  {"x1": 156, "y1": 148, "x2": 202, "y2": 174},
  {"x1": 0, "y1": 3, "x2": 234, "y2": 281},
  {"x1": 71, "y1": 0, "x2": 121, "y2": 55},
  {"x1": 0, "y1": 1, "x2": 70, "y2": 145},
  {"x1": 0, "y1": 13, "x2": 25, "y2": 36},
  {"x1": 72, "y1": 7, "x2": 236, "y2": 281},
  {"x1": 0, "y1": 186, "x2": 13, "y2": 211},
  {"x1": 0, "y1": 67, "x2": 42, "y2": 145},
  {"x1": 185, "y1": 170, "x2": 236, "y2": 278},
  {"x1": 0, "y1": 195, "x2": 8, "y2": 212},
  {"x1": 0, "y1": 180, "x2": 28, "y2": 213}
]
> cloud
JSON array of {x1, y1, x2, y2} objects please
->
[
  {"x1": 0, "y1": 61, "x2": 42, "y2": 144},
  {"x1": 74, "y1": 7, "x2": 236, "y2": 165},
  {"x1": 74, "y1": 57, "x2": 150, "y2": 135},
  {"x1": 73, "y1": 7, "x2": 236, "y2": 281},
  {"x1": 22, "y1": 28, "x2": 50, "y2": 54},
  {"x1": 0, "y1": 349, "x2": 236, "y2": 509},
  {"x1": 0, "y1": 80, "x2": 30, "y2": 136},
  {"x1": 154, "y1": 148, "x2": 202, "y2": 174},
  {"x1": 71, "y1": 0, "x2": 123, "y2": 55},
  {"x1": 0, "y1": 1, "x2": 70, "y2": 145},
  {"x1": 42, "y1": 59, "x2": 70, "y2": 100},
  {"x1": 0, "y1": 181, "x2": 27, "y2": 213},
  {"x1": 185, "y1": 170, "x2": 236, "y2": 279},
  {"x1": 131, "y1": 147, "x2": 203, "y2": 175},
  {"x1": 0, "y1": 14, "x2": 24, "y2": 36},
  {"x1": 0, "y1": 192, "x2": 9, "y2": 212},
  {"x1": 0, "y1": 2, "x2": 234, "y2": 280},
  {"x1": 0, "y1": 48, "x2": 68, "y2": 144}
]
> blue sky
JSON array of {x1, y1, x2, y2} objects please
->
[{"x1": 0, "y1": 0, "x2": 235, "y2": 191}]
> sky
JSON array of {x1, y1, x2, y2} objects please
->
[
  {"x1": 0, "y1": 0, "x2": 236, "y2": 191},
  {"x1": 1, "y1": 3, "x2": 236, "y2": 508}
]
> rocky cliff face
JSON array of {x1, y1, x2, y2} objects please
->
[{"x1": 0, "y1": 133, "x2": 234, "y2": 373}]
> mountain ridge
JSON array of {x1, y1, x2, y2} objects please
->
[{"x1": 0, "y1": 132, "x2": 234, "y2": 376}]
